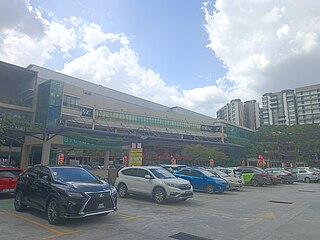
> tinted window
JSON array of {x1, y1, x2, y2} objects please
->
[
  {"x1": 179, "y1": 170, "x2": 190, "y2": 176},
  {"x1": 51, "y1": 167, "x2": 97, "y2": 182},
  {"x1": 242, "y1": 169, "x2": 254, "y2": 173},
  {"x1": 136, "y1": 169, "x2": 149, "y2": 178},
  {"x1": 37, "y1": 167, "x2": 52, "y2": 180},
  {"x1": 190, "y1": 170, "x2": 203, "y2": 177},
  {"x1": 299, "y1": 170, "x2": 307, "y2": 173},
  {"x1": 0, "y1": 171, "x2": 17, "y2": 178},
  {"x1": 121, "y1": 168, "x2": 138, "y2": 176}
]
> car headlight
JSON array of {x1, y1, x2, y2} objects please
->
[
  {"x1": 164, "y1": 182, "x2": 180, "y2": 188},
  {"x1": 110, "y1": 185, "x2": 118, "y2": 195},
  {"x1": 216, "y1": 181, "x2": 226, "y2": 184},
  {"x1": 66, "y1": 191, "x2": 84, "y2": 199}
]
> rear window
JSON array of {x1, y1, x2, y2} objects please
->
[{"x1": 0, "y1": 171, "x2": 20, "y2": 178}]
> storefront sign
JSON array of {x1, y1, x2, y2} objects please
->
[{"x1": 130, "y1": 148, "x2": 143, "y2": 166}]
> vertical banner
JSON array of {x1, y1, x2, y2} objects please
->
[
  {"x1": 171, "y1": 157, "x2": 176, "y2": 165},
  {"x1": 130, "y1": 148, "x2": 143, "y2": 166},
  {"x1": 210, "y1": 158, "x2": 214, "y2": 168},
  {"x1": 58, "y1": 153, "x2": 65, "y2": 165}
]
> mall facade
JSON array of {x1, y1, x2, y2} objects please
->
[{"x1": 0, "y1": 61, "x2": 255, "y2": 169}]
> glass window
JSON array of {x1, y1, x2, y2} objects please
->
[
  {"x1": 149, "y1": 168, "x2": 176, "y2": 179},
  {"x1": 190, "y1": 170, "x2": 203, "y2": 177},
  {"x1": 136, "y1": 169, "x2": 149, "y2": 178}
]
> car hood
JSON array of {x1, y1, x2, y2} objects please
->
[
  {"x1": 164, "y1": 178, "x2": 190, "y2": 185},
  {"x1": 223, "y1": 176, "x2": 242, "y2": 183},
  {"x1": 57, "y1": 180, "x2": 111, "y2": 192}
]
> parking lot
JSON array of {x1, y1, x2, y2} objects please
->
[{"x1": 1, "y1": 182, "x2": 320, "y2": 240}]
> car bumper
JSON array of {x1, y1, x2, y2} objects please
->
[
  {"x1": 0, "y1": 188, "x2": 15, "y2": 194},
  {"x1": 61, "y1": 207, "x2": 117, "y2": 219},
  {"x1": 166, "y1": 187, "x2": 193, "y2": 200},
  {"x1": 228, "y1": 182, "x2": 243, "y2": 190}
]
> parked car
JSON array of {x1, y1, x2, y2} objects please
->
[
  {"x1": 288, "y1": 168, "x2": 318, "y2": 183},
  {"x1": 206, "y1": 168, "x2": 243, "y2": 190},
  {"x1": 265, "y1": 168, "x2": 297, "y2": 184},
  {"x1": 0, "y1": 167, "x2": 23, "y2": 195},
  {"x1": 174, "y1": 168, "x2": 229, "y2": 193},
  {"x1": 14, "y1": 165, "x2": 117, "y2": 225},
  {"x1": 237, "y1": 167, "x2": 271, "y2": 186},
  {"x1": 115, "y1": 166, "x2": 193, "y2": 204},
  {"x1": 160, "y1": 164, "x2": 187, "y2": 173}
]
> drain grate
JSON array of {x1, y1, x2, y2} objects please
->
[
  {"x1": 269, "y1": 200, "x2": 293, "y2": 204},
  {"x1": 169, "y1": 232, "x2": 213, "y2": 240},
  {"x1": 299, "y1": 190, "x2": 316, "y2": 193}
]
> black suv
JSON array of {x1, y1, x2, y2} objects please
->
[{"x1": 14, "y1": 165, "x2": 117, "y2": 225}]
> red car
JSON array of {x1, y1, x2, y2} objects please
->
[{"x1": 0, "y1": 167, "x2": 23, "y2": 195}]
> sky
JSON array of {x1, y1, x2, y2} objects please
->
[{"x1": 0, "y1": 0, "x2": 320, "y2": 118}]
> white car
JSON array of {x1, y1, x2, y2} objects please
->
[{"x1": 115, "y1": 166, "x2": 193, "y2": 204}]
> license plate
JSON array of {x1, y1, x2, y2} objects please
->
[
  {"x1": 185, "y1": 191, "x2": 192, "y2": 194},
  {"x1": 97, "y1": 203, "x2": 105, "y2": 209}
]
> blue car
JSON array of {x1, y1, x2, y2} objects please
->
[{"x1": 174, "y1": 168, "x2": 229, "y2": 193}]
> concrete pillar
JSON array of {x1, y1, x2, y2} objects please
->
[
  {"x1": 41, "y1": 140, "x2": 51, "y2": 165},
  {"x1": 20, "y1": 145, "x2": 30, "y2": 170},
  {"x1": 104, "y1": 150, "x2": 110, "y2": 168}
]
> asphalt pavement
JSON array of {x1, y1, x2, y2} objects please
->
[{"x1": 1, "y1": 182, "x2": 320, "y2": 240}]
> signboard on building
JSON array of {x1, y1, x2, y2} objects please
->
[{"x1": 130, "y1": 148, "x2": 143, "y2": 166}]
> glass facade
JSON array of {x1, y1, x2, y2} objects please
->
[{"x1": 35, "y1": 80, "x2": 64, "y2": 128}]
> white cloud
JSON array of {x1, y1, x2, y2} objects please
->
[
  {"x1": 205, "y1": 0, "x2": 320, "y2": 102},
  {"x1": 0, "y1": 0, "x2": 77, "y2": 66}
]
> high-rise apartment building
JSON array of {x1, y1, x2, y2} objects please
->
[
  {"x1": 217, "y1": 99, "x2": 260, "y2": 130},
  {"x1": 295, "y1": 84, "x2": 320, "y2": 125},
  {"x1": 261, "y1": 90, "x2": 297, "y2": 125},
  {"x1": 244, "y1": 100, "x2": 260, "y2": 130}
]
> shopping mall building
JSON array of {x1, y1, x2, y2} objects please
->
[{"x1": 0, "y1": 61, "x2": 255, "y2": 169}]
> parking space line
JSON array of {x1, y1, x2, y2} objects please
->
[
  {"x1": 11, "y1": 213, "x2": 64, "y2": 234},
  {"x1": 113, "y1": 212, "x2": 144, "y2": 221},
  {"x1": 2, "y1": 210, "x2": 81, "y2": 239},
  {"x1": 42, "y1": 230, "x2": 81, "y2": 240}
]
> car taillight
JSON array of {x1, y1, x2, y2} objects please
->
[
  {"x1": 312, "y1": 173, "x2": 317, "y2": 176},
  {"x1": 286, "y1": 173, "x2": 292, "y2": 176},
  {"x1": 259, "y1": 173, "x2": 266, "y2": 177}
]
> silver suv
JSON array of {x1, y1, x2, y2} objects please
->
[{"x1": 115, "y1": 166, "x2": 193, "y2": 204}]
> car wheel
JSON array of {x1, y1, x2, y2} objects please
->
[
  {"x1": 47, "y1": 198, "x2": 60, "y2": 225},
  {"x1": 252, "y1": 179, "x2": 259, "y2": 187},
  {"x1": 14, "y1": 191, "x2": 26, "y2": 212},
  {"x1": 281, "y1": 178, "x2": 286, "y2": 184},
  {"x1": 118, "y1": 183, "x2": 128, "y2": 198},
  {"x1": 288, "y1": 181, "x2": 294, "y2": 184},
  {"x1": 206, "y1": 184, "x2": 215, "y2": 194},
  {"x1": 153, "y1": 187, "x2": 166, "y2": 204},
  {"x1": 304, "y1": 177, "x2": 311, "y2": 183}
]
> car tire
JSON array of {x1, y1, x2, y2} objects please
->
[
  {"x1": 206, "y1": 184, "x2": 215, "y2": 194},
  {"x1": 281, "y1": 178, "x2": 286, "y2": 184},
  {"x1": 14, "y1": 191, "x2": 27, "y2": 212},
  {"x1": 118, "y1": 183, "x2": 128, "y2": 198},
  {"x1": 153, "y1": 187, "x2": 166, "y2": 204},
  {"x1": 304, "y1": 177, "x2": 311, "y2": 183},
  {"x1": 288, "y1": 181, "x2": 294, "y2": 184},
  {"x1": 47, "y1": 198, "x2": 61, "y2": 225},
  {"x1": 252, "y1": 179, "x2": 259, "y2": 187}
]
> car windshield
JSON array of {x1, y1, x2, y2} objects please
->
[
  {"x1": 0, "y1": 171, "x2": 18, "y2": 178},
  {"x1": 214, "y1": 170, "x2": 229, "y2": 177},
  {"x1": 200, "y1": 170, "x2": 216, "y2": 178},
  {"x1": 149, "y1": 168, "x2": 176, "y2": 179},
  {"x1": 51, "y1": 167, "x2": 97, "y2": 182}
]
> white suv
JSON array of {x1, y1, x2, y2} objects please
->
[{"x1": 115, "y1": 166, "x2": 193, "y2": 204}]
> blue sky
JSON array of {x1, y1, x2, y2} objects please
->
[
  {"x1": 30, "y1": 0, "x2": 226, "y2": 89},
  {"x1": 1, "y1": 0, "x2": 320, "y2": 117}
]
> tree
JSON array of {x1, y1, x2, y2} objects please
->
[
  {"x1": 0, "y1": 114, "x2": 41, "y2": 147},
  {"x1": 181, "y1": 144, "x2": 229, "y2": 166}
]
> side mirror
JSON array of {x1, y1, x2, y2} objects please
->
[
  {"x1": 145, "y1": 175, "x2": 152, "y2": 180},
  {"x1": 41, "y1": 175, "x2": 50, "y2": 183}
]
